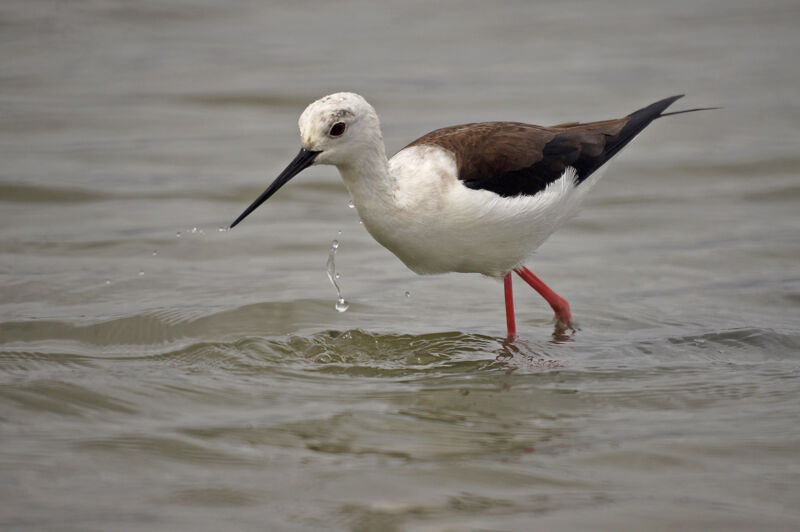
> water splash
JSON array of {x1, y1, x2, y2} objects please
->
[{"x1": 326, "y1": 238, "x2": 349, "y2": 313}]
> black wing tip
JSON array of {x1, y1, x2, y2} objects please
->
[
  {"x1": 571, "y1": 94, "x2": 697, "y2": 185},
  {"x1": 628, "y1": 95, "x2": 684, "y2": 120},
  {"x1": 632, "y1": 95, "x2": 720, "y2": 120},
  {"x1": 662, "y1": 94, "x2": 686, "y2": 105}
]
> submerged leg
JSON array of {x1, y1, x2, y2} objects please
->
[
  {"x1": 504, "y1": 272, "x2": 517, "y2": 338},
  {"x1": 513, "y1": 266, "x2": 573, "y2": 329}
]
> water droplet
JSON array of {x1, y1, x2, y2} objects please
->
[
  {"x1": 359, "y1": 220, "x2": 363, "y2": 225},
  {"x1": 335, "y1": 273, "x2": 341, "y2": 280},
  {"x1": 218, "y1": 226, "x2": 228, "y2": 233},
  {"x1": 138, "y1": 270, "x2": 144, "y2": 276},
  {"x1": 152, "y1": 250, "x2": 157, "y2": 256},
  {"x1": 335, "y1": 298, "x2": 350, "y2": 312},
  {"x1": 326, "y1": 237, "x2": 348, "y2": 312},
  {"x1": 105, "y1": 279, "x2": 111, "y2": 285},
  {"x1": 176, "y1": 231, "x2": 181, "y2": 238},
  {"x1": 347, "y1": 200, "x2": 355, "y2": 209},
  {"x1": 337, "y1": 230, "x2": 342, "y2": 235},
  {"x1": 405, "y1": 291, "x2": 411, "y2": 298},
  {"x1": 191, "y1": 227, "x2": 198, "y2": 234}
]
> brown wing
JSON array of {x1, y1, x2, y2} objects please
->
[{"x1": 402, "y1": 95, "x2": 685, "y2": 198}]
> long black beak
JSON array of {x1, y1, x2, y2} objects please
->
[{"x1": 230, "y1": 147, "x2": 320, "y2": 228}]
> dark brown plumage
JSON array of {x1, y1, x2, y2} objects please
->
[{"x1": 404, "y1": 95, "x2": 686, "y2": 198}]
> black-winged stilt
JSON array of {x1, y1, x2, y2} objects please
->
[{"x1": 230, "y1": 93, "x2": 712, "y2": 337}]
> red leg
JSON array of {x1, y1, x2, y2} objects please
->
[
  {"x1": 504, "y1": 272, "x2": 517, "y2": 338},
  {"x1": 513, "y1": 266, "x2": 573, "y2": 329}
]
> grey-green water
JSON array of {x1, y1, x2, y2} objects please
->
[{"x1": 2, "y1": 1, "x2": 800, "y2": 530}]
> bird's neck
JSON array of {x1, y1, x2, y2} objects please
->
[{"x1": 336, "y1": 142, "x2": 396, "y2": 210}]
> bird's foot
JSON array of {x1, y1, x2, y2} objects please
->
[
  {"x1": 551, "y1": 307, "x2": 576, "y2": 343},
  {"x1": 551, "y1": 298, "x2": 574, "y2": 331}
]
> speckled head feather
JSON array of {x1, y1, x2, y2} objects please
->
[{"x1": 298, "y1": 92, "x2": 384, "y2": 166}]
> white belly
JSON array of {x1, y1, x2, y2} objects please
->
[{"x1": 345, "y1": 145, "x2": 603, "y2": 278}]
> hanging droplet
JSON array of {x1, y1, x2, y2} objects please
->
[
  {"x1": 335, "y1": 297, "x2": 350, "y2": 312},
  {"x1": 347, "y1": 199, "x2": 355, "y2": 209},
  {"x1": 405, "y1": 291, "x2": 411, "y2": 298},
  {"x1": 138, "y1": 270, "x2": 144, "y2": 276},
  {"x1": 335, "y1": 273, "x2": 341, "y2": 280},
  {"x1": 152, "y1": 250, "x2": 157, "y2": 256},
  {"x1": 176, "y1": 231, "x2": 181, "y2": 238},
  {"x1": 218, "y1": 226, "x2": 228, "y2": 233}
]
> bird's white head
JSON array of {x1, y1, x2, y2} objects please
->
[
  {"x1": 229, "y1": 92, "x2": 384, "y2": 229},
  {"x1": 298, "y1": 92, "x2": 383, "y2": 167}
]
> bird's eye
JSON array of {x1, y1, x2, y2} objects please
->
[{"x1": 329, "y1": 122, "x2": 346, "y2": 137}]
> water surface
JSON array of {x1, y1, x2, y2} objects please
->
[{"x1": 2, "y1": 1, "x2": 799, "y2": 530}]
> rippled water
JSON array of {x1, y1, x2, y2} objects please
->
[{"x1": 2, "y1": 1, "x2": 800, "y2": 530}]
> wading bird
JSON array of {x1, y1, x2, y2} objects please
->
[{"x1": 231, "y1": 93, "x2": 711, "y2": 337}]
